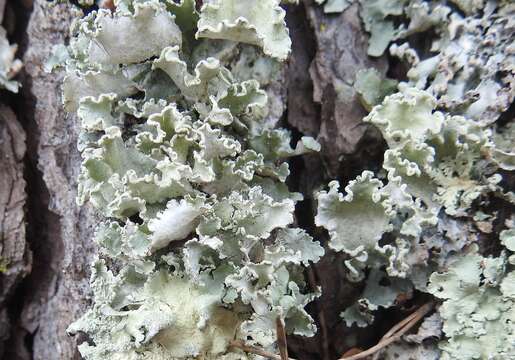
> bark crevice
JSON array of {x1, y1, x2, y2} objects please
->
[{"x1": 2, "y1": 2, "x2": 97, "y2": 359}]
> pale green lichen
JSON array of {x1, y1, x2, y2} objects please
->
[
  {"x1": 346, "y1": 0, "x2": 515, "y2": 133},
  {"x1": 317, "y1": 84, "x2": 509, "y2": 351},
  {"x1": 359, "y1": 0, "x2": 408, "y2": 56},
  {"x1": 428, "y1": 245, "x2": 515, "y2": 359},
  {"x1": 319, "y1": 0, "x2": 513, "y2": 123},
  {"x1": 316, "y1": 85, "x2": 497, "y2": 268},
  {"x1": 64, "y1": 0, "x2": 322, "y2": 358},
  {"x1": 61, "y1": 0, "x2": 514, "y2": 358},
  {"x1": 315, "y1": 0, "x2": 352, "y2": 13},
  {"x1": 0, "y1": 26, "x2": 22, "y2": 92},
  {"x1": 315, "y1": 4, "x2": 514, "y2": 356},
  {"x1": 353, "y1": 68, "x2": 398, "y2": 111},
  {"x1": 68, "y1": 261, "x2": 242, "y2": 359},
  {"x1": 365, "y1": 88, "x2": 499, "y2": 217},
  {"x1": 492, "y1": 122, "x2": 515, "y2": 171},
  {"x1": 196, "y1": 0, "x2": 291, "y2": 61},
  {"x1": 389, "y1": 1, "x2": 514, "y2": 124},
  {"x1": 89, "y1": 6, "x2": 182, "y2": 65},
  {"x1": 315, "y1": 171, "x2": 393, "y2": 256}
]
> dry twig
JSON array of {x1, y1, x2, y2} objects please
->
[
  {"x1": 379, "y1": 306, "x2": 421, "y2": 341},
  {"x1": 276, "y1": 316, "x2": 289, "y2": 360},
  {"x1": 339, "y1": 302, "x2": 434, "y2": 360},
  {"x1": 229, "y1": 340, "x2": 283, "y2": 360}
]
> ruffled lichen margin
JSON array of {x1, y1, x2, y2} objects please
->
[
  {"x1": 54, "y1": 0, "x2": 514, "y2": 359},
  {"x1": 59, "y1": 0, "x2": 324, "y2": 358},
  {"x1": 315, "y1": 1, "x2": 515, "y2": 359}
]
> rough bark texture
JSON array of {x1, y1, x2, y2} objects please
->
[
  {"x1": 305, "y1": 1, "x2": 387, "y2": 178},
  {"x1": 0, "y1": 105, "x2": 29, "y2": 358},
  {"x1": 2, "y1": 2, "x2": 97, "y2": 359},
  {"x1": 0, "y1": 1, "x2": 395, "y2": 359}
]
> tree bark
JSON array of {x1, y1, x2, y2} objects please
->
[
  {"x1": 1, "y1": 2, "x2": 97, "y2": 359},
  {"x1": 0, "y1": 105, "x2": 29, "y2": 359}
]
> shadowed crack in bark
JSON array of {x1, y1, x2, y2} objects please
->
[
  {"x1": 284, "y1": 2, "x2": 396, "y2": 359},
  {"x1": 0, "y1": 104, "x2": 30, "y2": 359},
  {"x1": 1, "y1": 2, "x2": 98, "y2": 359},
  {"x1": 0, "y1": 0, "x2": 31, "y2": 357}
]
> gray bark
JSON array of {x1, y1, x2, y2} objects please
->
[
  {"x1": 2, "y1": 2, "x2": 97, "y2": 359},
  {"x1": 0, "y1": 105, "x2": 29, "y2": 358}
]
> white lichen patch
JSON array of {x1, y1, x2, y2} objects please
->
[{"x1": 64, "y1": 0, "x2": 322, "y2": 358}]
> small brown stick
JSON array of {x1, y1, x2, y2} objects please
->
[
  {"x1": 370, "y1": 309, "x2": 421, "y2": 360},
  {"x1": 276, "y1": 316, "x2": 289, "y2": 360},
  {"x1": 339, "y1": 302, "x2": 434, "y2": 360},
  {"x1": 379, "y1": 306, "x2": 420, "y2": 341},
  {"x1": 318, "y1": 307, "x2": 330, "y2": 360},
  {"x1": 229, "y1": 340, "x2": 283, "y2": 360}
]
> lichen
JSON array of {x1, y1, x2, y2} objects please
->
[
  {"x1": 64, "y1": 0, "x2": 323, "y2": 358},
  {"x1": 0, "y1": 26, "x2": 22, "y2": 92},
  {"x1": 60, "y1": 0, "x2": 515, "y2": 358},
  {"x1": 428, "y1": 245, "x2": 515, "y2": 359},
  {"x1": 353, "y1": 68, "x2": 398, "y2": 111},
  {"x1": 313, "y1": 2, "x2": 514, "y2": 357},
  {"x1": 316, "y1": 83, "x2": 511, "y2": 355}
]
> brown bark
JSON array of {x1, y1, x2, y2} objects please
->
[
  {"x1": 0, "y1": 105, "x2": 29, "y2": 358},
  {"x1": 304, "y1": 1, "x2": 387, "y2": 178},
  {"x1": 2, "y1": 2, "x2": 97, "y2": 359}
]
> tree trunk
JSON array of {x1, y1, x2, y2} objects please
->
[{"x1": 1, "y1": 2, "x2": 97, "y2": 359}]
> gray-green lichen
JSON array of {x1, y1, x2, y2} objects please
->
[
  {"x1": 428, "y1": 244, "x2": 515, "y2": 359},
  {"x1": 314, "y1": 0, "x2": 515, "y2": 357},
  {"x1": 317, "y1": 83, "x2": 512, "y2": 359},
  {"x1": 353, "y1": 68, "x2": 398, "y2": 111},
  {"x1": 319, "y1": 1, "x2": 513, "y2": 124},
  {"x1": 315, "y1": 0, "x2": 352, "y2": 13},
  {"x1": 0, "y1": 26, "x2": 22, "y2": 92},
  {"x1": 362, "y1": 0, "x2": 513, "y2": 124},
  {"x1": 61, "y1": 0, "x2": 514, "y2": 358},
  {"x1": 63, "y1": 0, "x2": 323, "y2": 358}
]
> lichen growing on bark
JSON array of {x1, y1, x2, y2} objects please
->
[
  {"x1": 56, "y1": 0, "x2": 515, "y2": 359},
  {"x1": 62, "y1": 0, "x2": 323, "y2": 358}
]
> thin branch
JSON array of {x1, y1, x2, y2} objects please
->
[
  {"x1": 318, "y1": 307, "x2": 330, "y2": 360},
  {"x1": 229, "y1": 340, "x2": 283, "y2": 360},
  {"x1": 371, "y1": 309, "x2": 421, "y2": 360},
  {"x1": 379, "y1": 306, "x2": 420, "y2": 341},
  {"x1": 339, "y1": 302, "x2": 434, "y2": 360},
  {"x1": 276, "y1": 316, "x2": 289, "y2": 360}
]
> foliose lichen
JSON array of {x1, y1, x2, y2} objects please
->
[
  {"x1": 314, "y1": 1, "x2": 514, "y2": 357},
  {"x1": 62, "y1": 0, "x2": 323, "y2": 358},
  {"x1": 0, "y1": 24, "x2": 22, "y2": 92},
  {"x1": 60, "y1": 0, "x2": 514, "y2": 358}
]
